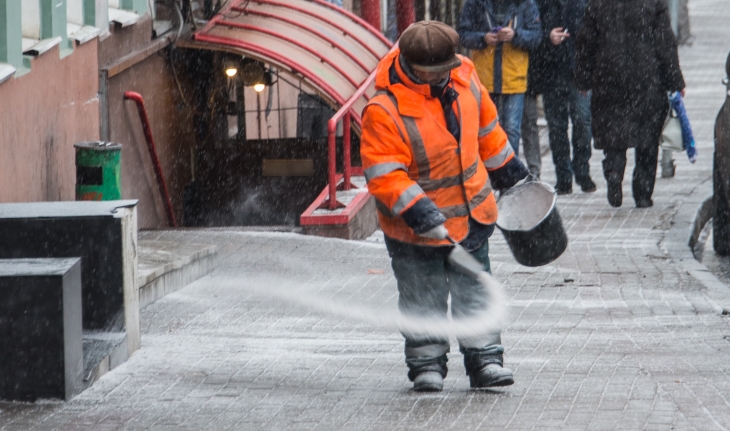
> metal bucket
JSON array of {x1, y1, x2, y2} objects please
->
[{"x1": 496, "y1": 181, "x2": 568, "y2": 267}]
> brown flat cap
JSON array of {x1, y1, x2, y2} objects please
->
[{"x1": 399, "y1": 21, "x2": 462, "y2": 72}]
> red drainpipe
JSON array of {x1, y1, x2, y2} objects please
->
[
  {"x1": 123, "y1": 91, "x2": 178, "y2": 228},
  {"x1": 360, "y1": 0, "x2": 381, "y2": 32},
  {"x1": 396, "y1": 0, "x2": 415, "y2": 37}
]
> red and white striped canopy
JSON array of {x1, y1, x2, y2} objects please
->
[{"x1": 192, "y1": 0, "x2": 392, "y2": 117}]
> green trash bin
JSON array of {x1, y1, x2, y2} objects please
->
[{"x1": 75, "y1": 141, "x2": 122, "y2": 201}]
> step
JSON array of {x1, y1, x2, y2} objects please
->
[
  {"x1": 300, "y1": 175, "x2": 378, "y2": 240},
  {"x1": 137, "y1": 239, "x2": 218, "y2": 309}
]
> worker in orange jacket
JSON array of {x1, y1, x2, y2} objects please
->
[{"x1": 360, "y1": 21, "x2": 529, "y2": 392}]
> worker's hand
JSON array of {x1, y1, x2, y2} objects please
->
[
  {"x1": 550, "y1": 27, "x2": 569, "y2": 45},
  {"x1": 419, "y1": 224, "x2": 449, "y2": 240},
  {"x1": 498, "y1": 27, "x2": 515, "y2": 43},
  {"x1": 484, "y1": 32, "x2": 499, "y2": 46}
]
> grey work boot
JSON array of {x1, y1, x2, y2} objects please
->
[
  {"x1": 413, "y1": 371, "x2": 444, "y2": 392},
  {"x1": 469, "y1": 364, "x2": 514, "y2": 389}
]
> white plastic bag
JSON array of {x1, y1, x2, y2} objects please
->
[{"x1": 661, "y1": 109, "x2": 684, "y2": 152}]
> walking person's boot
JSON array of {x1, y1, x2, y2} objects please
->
[
  {"x1": 632, "y1": 145, "x2": 659, "y2": 208},
  {"x1": 603, "y1": 151, "x2": 626, "y2": 207},
  {"x1": 409, "y1": 363, "x2": 447, "y2": 392},
  {"x1": 469, "y1": 364, "x2": 515, "y2": 388},
  {"x1": 635, "y1": 197, "x2": 653, "y2": 208},
  {"x1": 405, "y1": 343, "x2": 449, "y2": 392},
  {"x1": 463, "y1": 348, "x2": 514, "y2": 389},
  {"x1": 607, "y1": 177, "x2": 623, "y2": 207},
  {"x1": 413, "y1": 370, "x2": 444, "y2": 392},
  {"x1": 576, "y1": 176, "x2": 597, "y2": 193},
  {"x1": 555, "y1": 183, "x2": 573, "y2": 195}
]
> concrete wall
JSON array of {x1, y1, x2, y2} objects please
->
[
  {"x1": 0, "y1": 41, "x2": 100, "y2": 203},
  {"x1": 102, "y1": 17, "x2": 194, "y2": 229},
  {"x1": 109, "y1": 55, "x2": 193, "y2": 229}
]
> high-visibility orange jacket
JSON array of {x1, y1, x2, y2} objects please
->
[{"x1": 360, "y1": 49, "x2": 525, "y2": 247}]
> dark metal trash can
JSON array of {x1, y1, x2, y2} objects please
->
[{"x1": 74, "y1": 142, "x2": 122, "y2": 201}]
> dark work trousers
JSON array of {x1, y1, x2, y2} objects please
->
[
  {"x1": 521, "y1": 94, "x2": 542, "y2": 179},
  {"x1": 389, "y1": 241, "x2": 504, "y2": 381},
  {"x1": 602, "y1": 145, "x2": 660, "y2": 203},
  {"x1": 543, "y1": 88, "x2": 593, "y2": 189}
]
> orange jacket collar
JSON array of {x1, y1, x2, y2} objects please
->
[{"x1": 374, "y1": 48, "x2": 474, "y2": 119}]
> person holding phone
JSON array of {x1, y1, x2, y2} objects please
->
[
  {"x1": 530, "y1": 0, "x2": 596, "y2": 195},
  {"x1": 458, "y1": 0, "x2": 541, "y2": 159}
]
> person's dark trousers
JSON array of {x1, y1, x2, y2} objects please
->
[
  {"x1": 493, "y1": 94, "x2": 526, "y2": 157},
  {"x1": 602, "y1": 145, "x2": 660, "y2": 203},
  {"x1": 389, "y1": 241, "x2": 504, "y2": 381},
  {"x1": 521, "y1": 94, "x2": 541, "y2": 179},
  {"x1": 543, "y1": 88, "x2": 593, "y2": 190}
]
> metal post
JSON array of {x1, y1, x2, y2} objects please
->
[
  {"x1": 236, "y1": 80, "x2": 246, "y2": 140},
  {"x1": 99, "y1": 70, "x2": 110, "y2": 142},
  {"x1": 395, "y1": 0, "x2": 415, "y2": 37},
  {"x1": 660, "y1": 148, "x2": 675, "y2": 178},
  {"x1": 327, "y1": 119, "x2": 338, "y2": 210},
  {"x1": 343, "y1": 112, "x2": 351, "y2": 190},
  {"x1": 361, "y1": 0, "x2": 381, "y2": 32}
]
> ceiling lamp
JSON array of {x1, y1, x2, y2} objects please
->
[{"x1": 223, "y1": 59, "x2": 239, "y2": 77}]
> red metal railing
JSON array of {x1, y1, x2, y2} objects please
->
[
  {"x1": 322, "y1": 69, "x2": 377, "y2": 210},
  {"x1": 123, "y1": 91, "x2": 178, "y2": 228}
]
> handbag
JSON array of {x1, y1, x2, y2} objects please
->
[{"x1": 661, "y1": 108, "x2": 684, "y2": 152}]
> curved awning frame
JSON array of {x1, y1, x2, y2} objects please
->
[{"x1": 192, "y1": 0, "x2": 392, "y2": 115}]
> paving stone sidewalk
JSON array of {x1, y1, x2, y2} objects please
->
[{"x1": 3, "y1": 1, "x2": 730, "y2": 430}]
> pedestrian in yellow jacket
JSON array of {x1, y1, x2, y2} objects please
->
[
  {"x1": 360, "y1": 21, "x2": 528, "y2": 392},
  {"x1": 458, "y1": 0, "x2": 541, "y2": 157}
]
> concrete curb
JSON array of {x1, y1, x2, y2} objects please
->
[
  {"x1": 662, "y1": 179, "x2": 730, "y2": 313},
  {"x1": 81, "y1": 332, "x2": 128, "y2": 391},
  {"x1": 138, "y1": 242, "x2": 218, "y2": 309}
]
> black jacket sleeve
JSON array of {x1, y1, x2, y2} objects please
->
[{"x1": 574, "y1": 2, "x2": 597, "y2": 91}]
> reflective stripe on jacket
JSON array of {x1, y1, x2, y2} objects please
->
[{"x1": 360, "y1": 49, "x2": 515, "y2": 246}]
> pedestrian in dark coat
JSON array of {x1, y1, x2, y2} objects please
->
[
  {"x1": 575, "y1": 0, "x2": 685, "y2": 208},
  {"x1": 532, "y1": 0, "x2": 596, "y2": 195}
]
